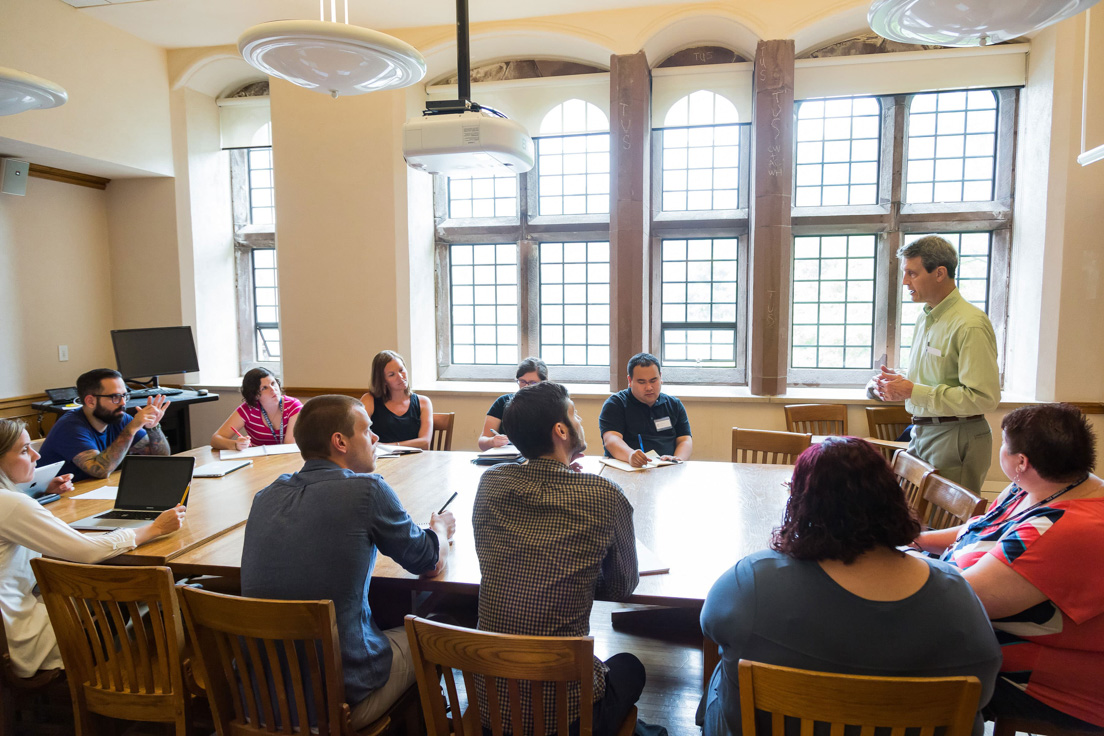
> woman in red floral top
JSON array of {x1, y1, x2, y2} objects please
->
[{"x1": 913, "y1": 403, "x2": 1104, "y2": 730}]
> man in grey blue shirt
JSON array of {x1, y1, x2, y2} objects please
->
[{"x1": 241, "y1": 394, "x2": 454, "y2": 728}]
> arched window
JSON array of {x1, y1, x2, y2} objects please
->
[
  {"x1": 659, "y1": 90, "x2": 741, "y2": 211},
  {"x1": 536, "y1": 99, "x2": 610, "y2": 215}
]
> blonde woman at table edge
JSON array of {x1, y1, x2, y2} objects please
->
[
  {"x1": 0, "y1": 418, "x2": 185, "y2": 678},
  {"x1": 360, "y1": 351, "x2": 433, "y2": 450}
]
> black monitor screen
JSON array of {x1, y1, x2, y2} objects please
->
[{"x1": 111, "y1": 326, "x2": 200, "y2": 380}]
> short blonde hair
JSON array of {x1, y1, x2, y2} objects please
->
[{"x1": 0, "y1": 418, "x2": 28, "y2": 492}]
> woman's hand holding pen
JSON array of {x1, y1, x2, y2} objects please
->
[
  {"x1": 489, "y1": 429, "x2": 511, "y2": 447},
  {"x1": 231, "y1": 427, "x2": 252, "y2": 451}
]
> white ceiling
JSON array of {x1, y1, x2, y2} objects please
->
[{"x1": 64, "y1": 0, "x2": 706, "y2": 49}]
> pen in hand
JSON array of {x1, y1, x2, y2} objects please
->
[
  {"x1": 438, "y1": 492, "x2": 458, "y2": 514},
  {"x1": 638, "y1": 434, "x2": 645, "y2": 453}
]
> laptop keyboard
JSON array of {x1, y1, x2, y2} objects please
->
[{"x1": 97, "y1": 510, "x2": 161, "y2": 521}]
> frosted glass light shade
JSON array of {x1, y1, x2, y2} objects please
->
[
  {"x1": 869, "y1": 0, "x2": 1102, "y2": 46},
  {"x1": 238, "y1": 20, "x2": 426, "y2": 98},
  {"x1": 0, "y1": 67, "x2": 68, "y2": 116}
]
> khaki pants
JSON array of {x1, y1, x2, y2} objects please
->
[
  {"x1": 349, "y1": 627, "x2": 416, "y2": 729},
  {"x1": 909, "y1": 418, "x2": 993, "y2": 494}
]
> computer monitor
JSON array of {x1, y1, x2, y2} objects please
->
[{"x1": 111, "y1": 326, "x2": 200, "y2": 386}]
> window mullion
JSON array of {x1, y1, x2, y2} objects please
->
[{"x1": 518, "y1": 239, "x2": 538, "y2": 359}]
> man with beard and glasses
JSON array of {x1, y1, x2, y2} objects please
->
[
  {"x1": 473, "y1": 381, "x2": 651, "y2": 736},
  {"x1": 38, "y1": 368, "x2": 170, "y2": 481}
]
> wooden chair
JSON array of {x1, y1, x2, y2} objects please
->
[
  {"x1": 179, "y1": 586, "x2": 415, "y2": 736},
  {"x1": 404, "y1": 614, "x2": 637, "y2": 736},
  {"x1": 431, "y1": 413, "x2": 455, "y2": 451},
  {"x1": 0, "y1": 614, "x2": 65, "y2": 734},
  {"x1": 783, "y1": 404, "x2": 848, "y2": 436},
  {"x1": 731, "y1": 428, "x2": 812, "y2": 465},
  {"x1": 993, "y1": 716, "x2": 1104, "y2": 736},
  {"x1": 29, "y1": 558, "x2": 193, "y2": 735},
  {"x1": 918, "y1": 473, "x2": 988, "y2": 531},
  {"x1": 737, "y1": 660, "x2": 981, "y2": 736},
  {"x1": 865, "y1": 405, "x2": 912, "y2": 441},
  {"x1": 891, "y1": 450, "x2": 936, "y2": 516}
]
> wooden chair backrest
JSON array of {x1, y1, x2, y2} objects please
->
[
  {"x1": 29, "y1": 558, "x2": 188, "y2": 726},
  {"x1": 432, "y1": 413, "x2": 455, "y2": 452},
  {"x1": 731, "y1": 429, "x2": 812, "y2": 465},
  {"x1": 865, "y1": 405, "x2": 912, "y2": 441},
  {"x1": 891, "y1": 450, "x2": 936, "y2": 515},
  {"x1": 783, "y1": 404, "x2": 848, "y2": 436},
  {"x1": 404, "y1": 615, "x2": 596, "y2": 736},
  {"x1": 737, "y1": 660, "x2": 981, "y2": 736},
  {"x1": 920, "y1": 474, "x2": 987, "y2": 531},
  {"x1": 178, "y1": 586, "x2": 348, "y2": 735}
]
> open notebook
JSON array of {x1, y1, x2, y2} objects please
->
[
  {"x1": 220, "y1": 443, "x2": 300, "y2": 460},
  {"x1": 599, "y1": 450, "x2": 677, "y2": 473}
]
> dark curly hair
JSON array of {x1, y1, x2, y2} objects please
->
[
  {"x1": 1002, "y1": 403, "x2": 1096, "y2": 482},
  {"x1": 240, "y1": 367, "x2": 280, "y2": 408},
  {"x1": 771, "y1": 437, "x2": 920, "y2": 564}
]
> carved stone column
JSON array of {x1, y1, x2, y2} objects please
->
[
  {"x1": 608, "y1": 51, "x2": 651, "y2": 389},
  {"x1": 749, "y1": 40, "x2": 795, "y2": 395}
]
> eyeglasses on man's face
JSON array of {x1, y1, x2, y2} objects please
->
[
  {"x1": 93, "y1": 393, "x2": 130, "y2": 405},
  {"x1": 517, "y1": 378, "x2": 540, "y2": 388}
]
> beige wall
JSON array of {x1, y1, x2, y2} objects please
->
[
  {"x1": 271, "y1": 81, "x2": 410, "y2": 388},
  {"x1": 105, "y1": 177, "x2": 183, "y2": 329},
  {"x1": 0, "y1": 0, "x2": 173, "y2": 177},
  {"x1": 0, "y1": 178, "x2": 116, "y2": 396}
]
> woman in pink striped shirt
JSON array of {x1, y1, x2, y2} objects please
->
[{"x1": 211, "y1": 368, "x2": 303, "y2": 450}]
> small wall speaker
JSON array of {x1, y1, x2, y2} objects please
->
[{"x1": 1, "y1": 158, "x2": 29, "y2": 196}]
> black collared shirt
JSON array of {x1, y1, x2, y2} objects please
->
[{"x1": 598, "y1": 389, "x2": 692, "y2": 456}]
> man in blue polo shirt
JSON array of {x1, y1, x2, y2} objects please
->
[
  {"x1": 599, "y1": 353, "x2": 693, "y2": 467},
  {"x1": 38, "y1": 368, "x2": 170, "y2": 481},
  {"x1": 241, "y1": 394, "x2": 454, "y2": 729}
]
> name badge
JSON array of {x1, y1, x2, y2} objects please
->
[
  {"x1": 926, "y1": 345, "x2": 943, "y2": 358},
  {"x1": 654, "y1": 416, "x2": 673, "y2": 431}
]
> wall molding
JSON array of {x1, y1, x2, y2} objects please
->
[{"x1": 28, "y1": 164, "x2": 110, "y2": 190}]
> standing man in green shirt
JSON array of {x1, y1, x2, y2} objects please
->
[{"x1": 873, "y1": 236, "x2": 1000, "y2": 494}]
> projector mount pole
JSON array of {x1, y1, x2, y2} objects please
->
[{"x1": 456, "y1": 0, "x2": 471, "y2": 104}]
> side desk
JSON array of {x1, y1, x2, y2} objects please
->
[{"x1": 32, "y1": 389, "x2": 221, "y2": 453}]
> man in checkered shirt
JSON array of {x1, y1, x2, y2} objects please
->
[{"x1": 473, "y1": 381, "x2": 645, "y2": 736}]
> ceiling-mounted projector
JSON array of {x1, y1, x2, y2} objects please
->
[
  {"x1": 402, "y1": 0, "x2": 535, "y2": 176},
  {"x1": 403, "y1": 102, "x2": 534, "y2": 175}
]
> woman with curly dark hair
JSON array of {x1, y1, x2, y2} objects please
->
[{"x1": 699, "y1": 437, "x2": 1001, "y2": 736}]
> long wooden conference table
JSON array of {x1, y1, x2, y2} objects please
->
[{"x1": 51, "y1": 448, "x2": 794, "y2": 607}]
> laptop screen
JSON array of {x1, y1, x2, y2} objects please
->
[{"x1": 115, "y1": 456, "x2": 196, "y2": 511}]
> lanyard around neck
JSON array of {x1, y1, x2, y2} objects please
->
[
  {"x1": 260, "y1": 396, "x2": 284, "y2": 444},
  {"x1": 969, "y1": 474, "x2": 1089, "y2": 533}
]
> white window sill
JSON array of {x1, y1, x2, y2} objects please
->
[{"x1": 417, "y1": 380, "x2": 1040, "y2": 410}]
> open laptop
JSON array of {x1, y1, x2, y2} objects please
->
[
  {"x1": 16, "y1": 460, "x2": 64, "y2": 500},
  {"x1": 71, "y1": 456, "x2": 195, "y2": 531}
]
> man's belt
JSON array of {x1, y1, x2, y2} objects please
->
[{"x1": 911, "y1": 415, "x2": 985, "y2": 425}]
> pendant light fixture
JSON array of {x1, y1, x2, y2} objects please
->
[
  {"x1": 0, "y1": 67, "x2": 68, "y2": 117},
  {"x1": 869, "y1": 0, "x2": 1102, "y2": 46},
  {"x1": 238, "y1": 0, "x2": 426, "y2": 98}
]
